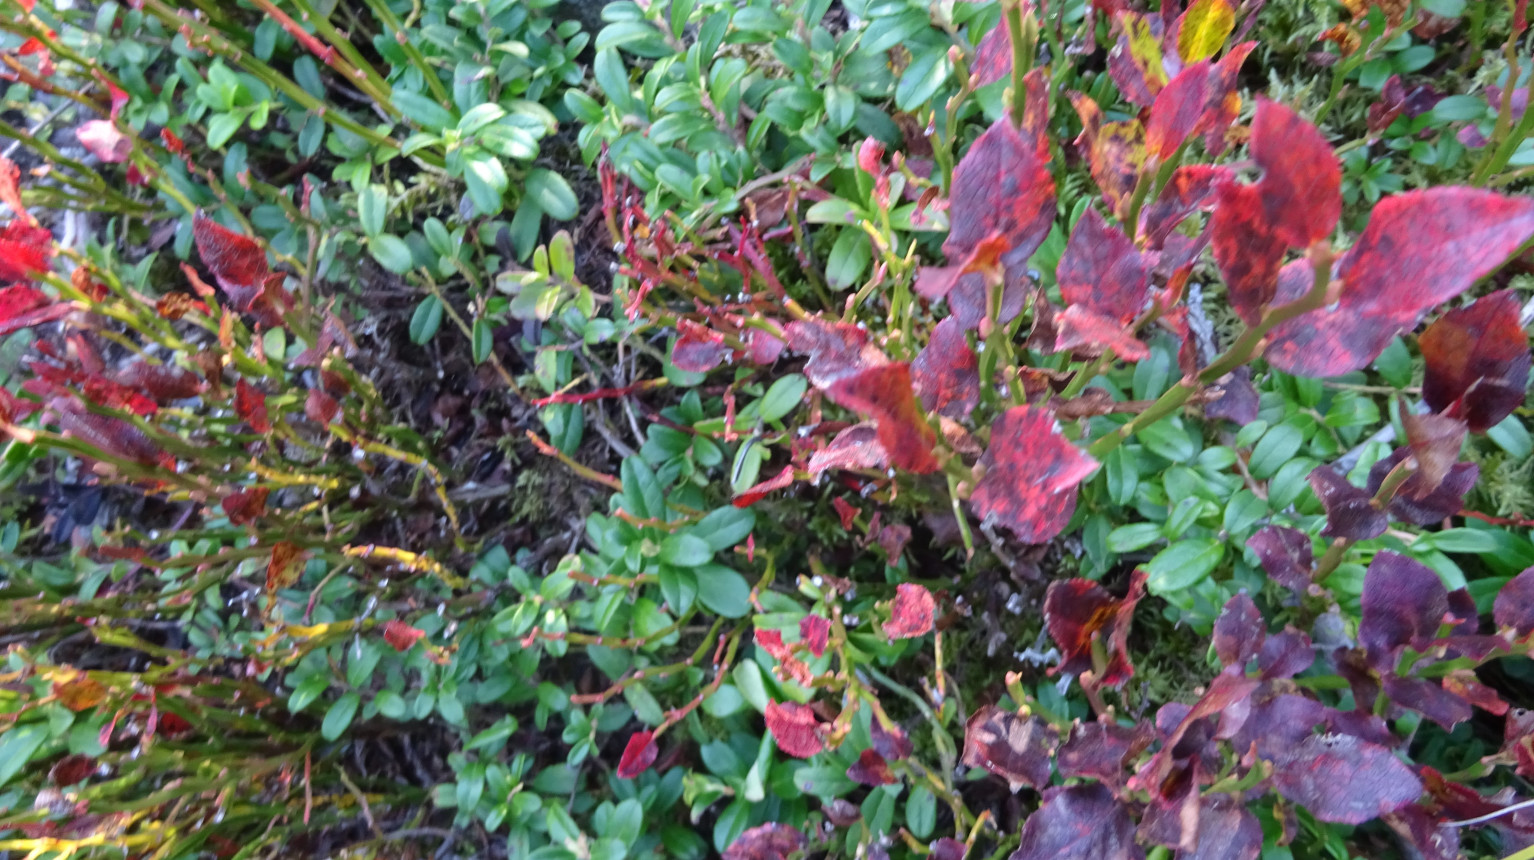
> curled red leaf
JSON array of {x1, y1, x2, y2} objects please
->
[
  {"x1": 77, "y1": 120, "x2": 132, "y2": 163},
  {"x1": 1308, "y1": 465, "x2": 1386, "y2": 541},
  {"x1": 960, "y1": 705, "x2": 1057, "y2": 792},
  {"x1": 1044, "y1": 571, "x2": 1146, "y2": 687},
  {"x1": 382, "y1": 619, "x2": 425, "y2": 651},
  {"x1": 764, "y1": 699, "x2": 823, "y2": 758},
  {"x1": 617, "y1": 730, "x2": 659, "y2": 778},
  {"x1": 732, "y1": 464, "x2": 795, "y2": 508},
  {"x1": 825, "y1": 363, "x2": 938, "y2": 474},
  {"x1": 886, "y1": 583, "x2": 935, "y2": 640},
  {"x1": 1419, "y1": 290, "x2": 1531, "y2": 433},
  {"x1": 971, "y1": 406, "x2": 1098, "y2": 543}
]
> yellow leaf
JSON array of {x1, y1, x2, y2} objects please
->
[
  {"x1": 1178, "y1": 0, "x2": 1236, "y2": 63},
  {"x1": 1123, "y1": 14, "x2": 1170, "y2": 92}
]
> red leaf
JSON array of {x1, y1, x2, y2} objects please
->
[
  {"x1": 1212, "y1": 592, "x2": 1265, "y2": 669},
  {"x1": 1044, "y1": 572, "x2": 1146, "y2": 687},
  {"x1": 77, "y1": 120, "x2": 132, "y2": 163},
  {"x1": 960, "y1": 705, "x2": 1057, "y2": 792},
  {"x1": 1210, "y1": 180, "x2": 1286, "y2": 324},
  {"x1": 266, "y1": 540, "x2": 306, "y2": 594},
  {"x1": 875, "y1": 522, "x2": 911, "y2": 560},
  {"x1": 382, "y1": 619, "x2": 425, "y2": 651},
  {"x1": 931, "y1": 838, "x2": 967, "y2": 860},
  {"x1": 1057, "y1": 720, "x2": 1152, "y2": 784},
  {"x1": 1258, "y1": 628, "x2": 1316, "y2": 679},
  {"x1": 1493, "y1": 566, "x2": 1534, "y2": 637},
  {"x1": 1138, "y1": 758, "x2": 1200, "y2": 850},
  {"x1": 1359, "y1": 551, "x2": 1449, "y2": 671},
  {"x1": 1012, "y1": 784, "x2": 1138, "y2": 860},
  {"x1": 49, "y1": 754, "x2": 94, "y2": 787},
  {"x1": 1057, "y1": 207, "x2": 1150, "y2": 325},
  {"x1": 193, "y1": 211, "x2": 271, "y2": 304},
  {"x1": 1267, "y1": 188, "x2": 1534, "y2": 377},
  {"x1": 1382, "y1": 675, "x2": 1472, "y2": 730},
  {"x1": 306, "y1": 388, "x2": 340, "y2": 425},
  {"x1": 846, "y1": 749, "x2": 895, "y2": 785},
  {"x1": 764, "y1": 699, "x2": 824, "y2": 758},
  {"x1": 0, "y1": 224, "x2": 52, "y2": 283},
  {"x1": 826, "y1": 363, "x2": 938, "y2": 474},
  {"x1": 1419, "y1": 290, "x2": 1531, "y2": 432},
  {"x1": 1146, "y1": 60, "x2": 1211, "y2": 159},
  {"x1": 221, "y1": 487, "x2": 269, "y2": 525},
  {"x1": 161, "y1": 128, "x2": 187, "y2": 155},
  {"x1": 1250, "y1": 99, "x2": 1341, "y2": 248},
  {"x1": 1365, "y1": 447, "x2": 1478, "y2": 525},
  {"x1": 732, "y1": 464, "x2": 796, "y2": 508},
  {"x1": 971, "y1": 406, "x2": 1098, "y2": 543},
  {"x1": 831, "y1": 497, "x2": 858, "y2": 530},
  {"x1": 671, "y1": 319, "x2": 730, "y2": 373},
  {"x1": 1401, "y1": 412, "x2": 1467, "y2": 497},
  {"x1": 972, "y1": 20, "x2": 1013, "y2": 88},
  {"x1": 1196, "y1": 42, "x2": 1255, "y2": 155},
  {"x1": 945, "y1": 117, "x2": 1055, "y2": 269},
  {"x1": 1107, "y1": 15, "x2": 1168, "y2": 107},
  {"x1": 1054, "y1": 304, "x2": 1150, "y2": 361},
  {"x1": 0, "y1": 156, "x2": 28, "y2": 225},
  {"x1": 1070, "y1": 94, "x2": 1146, "y2": 221},
  {"x1": 117, "y1": 361, "x2": 202, "y2": 402},
  {"x1": 886, "y1": 583, "x2": 935, "y2": 640},
  {"x1": 799, "y1": 614, "x2": 830, "y2": 657},
  {"x1": 807, "y1": 424, "x2": 889, "y2": 476},
  {"x1": 52, "y1": 674, "x2": 106, "y2": 711},
  {"x1": 617, "y1": 730, "x2": 659, "y2": 778},
  {"x1": 782, "y1": 318, "x2": 887, "y2": 389},
  {"x1": 1184, "y1": 797, "x2": 1263, "y2": 860},
  {"x1": 1140, "y1": 165, "x2": 1228, "y2": 249},
  {"x1": 1205, "y1": 365, "x2": 1260, "y2": 425},
  {"x1": 0, "y1": 283, "x2": 50, "y2": 320},
  {"x1": 755, "y1": 628, "x2": 813, "y2": 686},
  {"x1": 235, "y1": 378, "x2": 271, "y2": 433},
  {"x1": 723, "y1": 824, "x2": 806, "y2": 860},
  {"x1": 1307, "y1": 465, "x2": 1387, "y2": 541},
  {"x1": 911, "y1": 316, "x2": 979, "y2": 419},
  {"x1": 51, "y1": 399, "x2": 162, "y2": 465},
  {"x1": 1270, "y1": 734, "x2": 1422, "y2": 824},
  {"x1": 871, "y1": 720, "x2": 913, "y2": 761}
]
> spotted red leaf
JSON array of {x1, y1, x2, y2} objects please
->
[
  {"x1": 1196, "y1": 42, "x2": 1255, "y2": 155},
  {"x1": 1213, "y1": 592, "x2": 1265, "y2": 669},
  {"x1": 782, "y1": 318, "x2": 887, "y2": 388},
  {"x1": 1364, "y1": 447, "x2": 1478, "y2": 525},
  {"x1": 1107, "y1": 14, "x2": 1167, "y2": 107},
  {"x1": 77, "y1": 120, "x2": 132, "y2": 163},
  {"x1": 764, "y1": 699, "x2": 823, "y2": 758},
  {"x1": 1250, "y1": 99, "x2": 1342, "y2": 248},
  {"x1": 807, "y1": 424, "x2": 887, "y2": 476},
  {"x1": 960, "y1": 705, "x2": 1057, "y2": 792},
  {"x1": 193, "y1": 211, "x2": 270, "y2": 304},
  {"x1": 1146, "y1": 60, "x2": 1211, "y2": 159},
  {"x1": 826, "y1": 363, "x2": 938, "y2": 474},
  {"x1": 723, "y1": 824, "x2": 806, "y2": 860},
  {"x1": 1058, "y1": 207, "x2": 1150, "y2": 325},
  {"x1": 1360, "y1": 551, "x2": 1449, "y2": 671},
  {"x1": 1140, "y1": 165, "x2": 1228, "y2": 249},
  {"x1": 1210, "y1": 180, "x2": 1286, "y2": 325},
  {"x1": 972, "y1": 19, "x2": 1013, "y2": 87},
  {"x1": 1419, "y1": 290, "x2": 1531, "y2": 432},
  {"x1": 0, "y1": 223, "x2": 52, "y2": 283},
  {"x1": 911, "y1": 316, "x2": 979, "y2": 419},
  {"x1": 382, "y1": 619, "x2": 425, "y2": 651},
  {"x1": 1071, "y1": 94, "x2": 1146, "y2": 220},
  {"x1": 306, "y1": 388, "x2": 340, "y2": 424},
  {"x1": 1012, "y1": 784, "x2": 1138, "y2": 860},
  {"x1": 945, "y1": 117, "x2": 1055, "y2": 269},
  {"x1": 1271, "y1": 733, "x2": 1422, "y2": 824},
  {"x1": 1494, "y1": 567, "x2": 1534, "y2": 637},
  {"x1": 1248, "y1": 527, "x2": 1313, "y2": 593},
  {"x1": 1054, "y1": 304, "x2": 1151, "y2": 360},
  {"x1": 732, "y1": 464, "x2": 796, "y2": 508},
  {"x1": 1044, "y1": 571, "x2": 1146, "y2": 687},
  {"x1": 672, "y1": 319, "x2": 730, "y2": 372},
  {"x1": 871, "y1": 719, "x2": 913, "y2": 761},
  {"x1": 886, "y1": 583, "x2": 935, "y2": 640},
  {"x1": 942, "y1": 263, "x2": 1032, "y2": 331},
  {"x1": 799, "y1": 614, "x2": 830, "y2": 657},
  {"x1": 617, "y1": 730, "x2": 658, "y2": 778},
  {"x1": 847, "y1": 749, "x2": 895, "y2": 785},
  {"x1": 235, "y1": 378, "x2": 271, "y2": 433},
  {"x1": 1138, "y1": 757, "x2": 1200, "y2": 850},
  {"x1": 971, "y1": 406, "x2": 1098, "y2": 543},
  {"x1": 1056, "y1": 720, "x2": 1152, "y2": 784},
  {"x1": 1266, "y1": 188, "x2": 1534, "y2": 377},
  {"x1": 221, "y1": 486, "x2": 269, "y2": 525},
  {"x1": 1308, "y1": 465, "x2": 1386, "y2": 541}
]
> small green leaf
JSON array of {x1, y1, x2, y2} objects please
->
[
  {"x1": 289, "y1": 673, "x2": 329, "y2": 712},
  {"x1": 826, "y1": 229, "x2": 871, "y2": 289},
  {"x1": 526, "y1": 168, "x2": 578, "y2": 220},
  {"x1": 410, "y1": 295, "x2": 444, "y2": 344},
  {"x1": 359, "y1": 184, "x2": 387, "y2": 237},
  {"x1": 322, "y1": 691, "x2": 361, "y2": 741},
  {"x1": 394, "y1": 89, "x2": 456, "y2": 130},
  {"x1": 370, "y1": 234, "x2": 414, "y2": 274},
  {"x1": 757, "y1": 374, "x2": 808, "y2": 424},
  {"x1": 1143, "y1": 538, "x2": 1224, "y2": 594},
  {"x1": 906, "y1": 785, "x2": 937, "y2": 838},
  {"x1": 697, "y1": 507, "x2": 755, "y2": 551},
  {"x1": 696, "y1": 563, "x2": 751, "y2": 618},
  {"x1": 375, "y1": 689, "x2": 407, "y2": 719},
  {"x1": 659, "y1": 533, "x2": 713, "y2": 567},
  {"x1": 0, "y1": 724, "x2": 47, "y2": 787},
  {"x1": 1107, "y1": 522, "x2": 1162, "y2": 553},
  {"x1": 472, "y1": 317, "x2": 493, "y2": 364}
]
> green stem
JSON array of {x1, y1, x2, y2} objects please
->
[{"x1": 1004, "y1": 0, "x2": 1036, "y2": 128}]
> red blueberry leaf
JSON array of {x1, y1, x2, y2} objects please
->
[
  {"x1": 960, "y1": 705, "x2": 1057, "y2": 792},
  {"x1": 1071, "y1": 94, "x2": 1147, "y2": 220},
  {"x1": 0, "y1": 284, "x2": 50, "y2": 321},
  {"x1": 1140, "y1": 165, "x2": 1228, "y2": 249},
  {"x1": 808, "y1": 424, "x2": 887, "y2": 476},
  {"x1": 77, "y1": 120, "x2": 132, "y2": 163},
  {"x1": 1182, "y1": 798, "x2": 1263, "y2": 860},
  {"x1": 1266, "y1": 188, "x2": 1534, "y2": 377},
  {"x1": 1401, "y1": 412, "x2": 1467, "y2": 497},
  {"x1": 52, "y1": 674, "x2": 107, "y2": 712},
  {"x1": 672, "y1": 319, "x2": 730, "y2": 373},
  {"x1": 755, "y1": 628, "x2": 813, "y2": 686},
  {"x1": 193, "y1": 211, "x2": 271, "y2": 302},
  {"x1": 1383, "y1": 806, "x2": 1460, "y2": 860},
  {"x1": 382, "y1": 619, "x2": 426, "y2": 652},
  {"x1": 235, "y1": 378, "x2": 271, "y2": 433},
  {"x1": 117, "y1": 362, "x2": 202, "y2": 402},
  {"x1": 1138, "y1": 758, "x2": 1200, "y2": 850},
  {"x1": 1231, "y1": 693, "x2": 1327, "y2": 760},
  {"x1": 1494, "y1": 567, "x2": 1534, "y2": 637},
  {"x1": 831, "y1": 497, "x2": 858, "y2": 530},
  {"x1": 765, "y1": 700, "x2": 824, "y2": 758},
  {"x1": 0, "y1": 156, "x2": 28, "y2": 225},
  {"x1": 51, "y1": 400, "x2": 162, "y2": 465},
  {"x1": 1058, "y1": 207, "x2": 1150, "y2": 324},
  {"x1": 1364, "y1": 448, "x2": 1478, "y2": 525},
  {"x1": 911, "y1": 316, "x2": 980, "y2": 419},
  {"x1": 1012, "y1": 784, "x2": 1138, "y2": 860},
  {"x1": 1250, "y1": 99, "x2": 1341, "y2": 248},
  {"x1": 1146, "y1": 60, "x2": 1211, "y2": 159},
  {"x1": 1054, "y1": 304, "x2": 1151, "y2": 361},
  {"x1": 748, "y1": 328, "x2": 785, "y2": 365},
  {"x1": 221, "y1": 487, "x2": 269, "y2": 526},
  {"x1": 871, "y1": 720, "x2": 913, "y2": 761},
  {"x1": 0, "y1": 226, "x2": 52, "y2": 283},
  {"x1": 945, "y1": 116, "x2": 1055, "y2": 268},
  {"x1": 732, "y1": 464, "x2": 796, "y2": 508},
  {"x1": 617, "y1": 730, "x2": 658, "y2": 778},
  {"x1": 886, "y1": 583, "x2": 935, "y2": 640},
  {"x1": 1210, "y1": 181, "x2": 1287, "y2": 325},
  {"x1": 846, "y1": 749, "x2": 895, "y2": 785},
  {"x1": 1382, "y1": 675, "x2": 1472, "y2": 730},
  {"x1": 1258, "y1": 628, "x2": 1316, "y2": 679},
  {"x1": 1213, "y1": 592, "x2": 1265, "y2": 668},
  {"x1": 1044, "y1": 571, "x2": 1146, "y2": 687},
  {"x1": 799, "y1": 614, "x2": 830, "y2": 657},
  {"x1": 1138, "y1": 669, "x2": 1260, "y2": 788},
  {"x1": 875, "y1": 522, "x2": 911, "y2": 560},
  {"x1": 1369, "y1": 75, "x2": 1409, "y2": 136},
  {"x1": 49, "y1": 754, "x2": 94, "y2": 787},
  {"x1": 930, "y1": 838, "x2": 967, "y2": 860},
  {"x1": 1307, "y1": 465, "x2": 1387, "y2": 541},
  {"x1": 1057, "y1": 720, "x2": 1153, "y2": 784},
  {"x1": 971, "y1": 406, "x2": 1098, "y2": 543},
  {"x1": 1197, "y1": 42, "x2": 1255, "y2": 155},
  {"x1": 972, "y1": 20, "x2": 1013, "y2": 87},
  {"x1": 943, "y1": 263, "x2": 1031, "y2": 331},
  {"x1": 1271, "y1": 734, "x2": 1422, "y2": 824},
  {"x1": 723, "y1": 824, "x2": 806, "y2": 860},
  {"x1": 1107, "y1": 14, "x2": 1169, "y2": 107},
  {"x1": 826, "y1": 363, "x2": 938, "y2": 474},
  {"x1": 1205, "y1": 365, "x2": 1260, "y2": 425},
  {"x1": 1419, "y1": 290, "x2": 1531, "y2": 432},
  {"x1": 1360, "y1": 551, "x2": 1449, "y2": 670},
  {"x1": 306, "y1": 388, "x2": 340, "y2": 425},
  {"x1": 266, "y1": 540, "x2": 306, "y2": 594},
  {"x1": 782, "y1": 318, "x2": 887, "y2": 388},
  {"x1": 823, "y1": 799, "x2": 861, "y2": 827}
]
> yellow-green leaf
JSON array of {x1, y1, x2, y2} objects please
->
[{"x1": 1178, "y1": 0, "x2": 1235, "y2": 63}]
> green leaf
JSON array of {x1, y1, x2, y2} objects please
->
[
  {"x1": 465, "y1": 152, "x2": 509, "y2": 216},
  {"x1": 206, "y1": 111, "x2": 245, "y2": 149},
  {"x1": 894, "y1": 47, "x2": 952, "y2": 113},
  {"x1": 757, "y1": 374, "x2": 807, "y2": 424},
  {"x1": 1431, "y1": 95, "x2": 1486, "y2": 123},
  {"x1": 457, "y1": 103, "x2": 506, "y2": 135},
  {"x1": 826, "y1": 229, "x2": 871, "y2": 289},
  {"x1": 1417, "y1": 528, "x2": 1502, "y2": 555},
  {"x1": 526, "y1": 168, "x2": 578, "y2": 220},
  {"x1": 375, "y1": 689, "x2": 407, "y2": 719},
  {"x1": 906, "y1": 785, "x2": 937, "y2": 839},
  {"x1": 322, "y1": 691, "x2": 361, "y2": 741},
  {"x1": 696, "y1": 507, "x2": 755, "y2": 551},
  {"x1": 621, "y1": 457, "x2": 664, "y2": 520},
  {"x1": 1107, "y1": 522, "x2": 1162, "y2": 553},
  {"x1": 472, "y1": 318, "x2": 493, "y2": 364},
  {"x1": 696, "y1": 562, "x2": 751, "y2": 618},
  {"x1": 394, "y1": 89, "x2": 456, "y2": 130},
  {"x1": 1143, "y1": 538, "x2": 1224, "y2": 594},
  {"x1": 1248, "y1": 424, "x2": 1304, "y2": 479},
  {"x1": 289, "y1": 673, "x2": 329, "y2": 712},
  {"x1": 370, "y1": 234, "x2": 415, "y2": 274},
  {"x1": 409, "y1": 295, "x2": 444, "y2": 344},
  {"x1": 0, "y1": 724, "x2": 47, "y2": 787},
  {"x1": 658, "y1": 564, "x2": 699, "y2": 614},
  {"x1": 659, "y1": 533, "x2": 713, "y2": 567},
  {"x1": 359, "y1": 184, "x2": 387, "y2": 237},
  {"x1": 824, "y1": 84, "x2": 857, "y2": 133}
]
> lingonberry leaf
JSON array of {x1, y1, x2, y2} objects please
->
[
  {"x1": 911, "y1": 316, "x2": 980, "y2": 419},
  {"x1": 1146, "y1": 61, "x2": 1211, "y2": 159},
  {"x1": 76, "y1": 120, "x2": 132, "y2": 163},
  {"x1": 799, "y1": 614, "x2": 830, "y2": 657},
  {"x1": 1044, "y1": 571, "x2": 1146, "y2": 687},
  {"x1": 807, "y1": 424, "x2": 888, "y2": 476},
  {"x1": 871, "y1": 720, "x2": 913, "y2": 761},
  {"x1": 1070, "y1": 94, "x2": 1147, "y2": 220},
  {"x1": 1419, "y1": 289, "x2": 1531, "y2": 432},
  {"x1": 1308, "y1": 465, "x2": 1387, "y2": 541},
  {"x1": 1057, "y1": 720, "x2": 1152, "y2": 784},
  {"x1": 1213, "y1": 593, "x2": 1265, "y2": 668},
  {"x1": 235, "y1": 379, "x2": 271, "y2": 434},
  {"x1": 1250, "y1": 99, "x2": 1342, "y2": 248},
  {"x1": 1011, "y1": 784, "x2": 1138, "y2": 860},
  {"x1": 846, "y1": 749, "x2": 895, "y2": 786},
  {"x1": 1058, "y1": 207, "x2": 1150, "y2": 325},
  {"x1": 1210, "y1": 181, "x2": 1286, "y2": 324},
  {"x1": 382, "y1": 619, "x2": 426, "y2": 652},
  {"x1": 764, "y1": 700, "x2": 824, "y2": 758},
  {"x1": 1364, "y1": 448, "x2": 1478, "y2": 525},
  {"x1": 221, "y1": 487, "x2": 269, "y2": 526},
  {"x1": 1493, "y1": 567, "x2": 1534, "y2": 637},
  {"x1": 971, "y1": 406, "x2": 1098, "y2": 543},
  {"x1": 959, "y1": 705, "x2": 1056, "y2": 792},
  {"x1": 1267, "y1": 188, "x2": 1534, "y2": 377},
  {"x1": 1360, "y1": 551, "x2": 1449, "y2": 670},
  {"x1": 723, "y1": 824, "x2": 807, "y2": 860},
  {"x1": 1140, "y1": 165, "x2": 1229, "y2": 249},
  {"x1": 886, "y1": 583, "x2": 936, "y2": 639},
  {"x1": 671, "y1": 319, "x2": 730, "y2": 372},
  {"x1": 617, "y1": 731, "x2": 660, "y2": 780},
  {"x1": 825, "y1": 364, "x2": 938, "y2": 473},
  {"x1": 945, "y1": 117, "x2": 1055, "y2": 269},
  {"x1": 1270, "y1": 733, "x2": 1423, "y2": 824}
]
